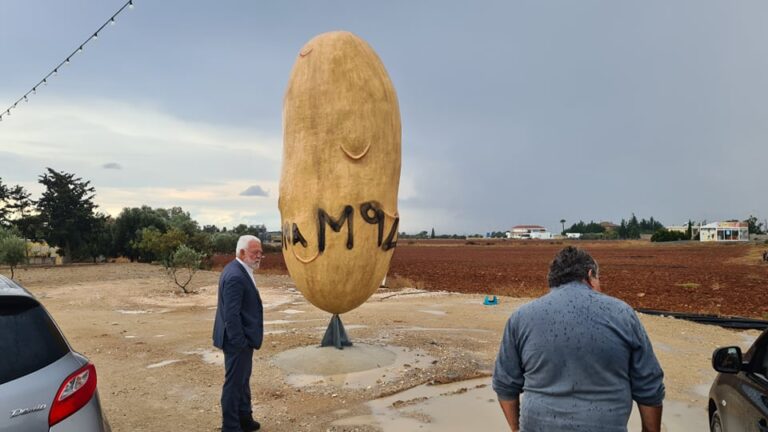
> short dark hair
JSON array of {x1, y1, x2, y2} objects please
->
[{"x1": 547, "y1": 246, "x2": 599, "y2": 288}]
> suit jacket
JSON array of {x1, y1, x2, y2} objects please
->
[{"x1": 213, "y1": 259, "x2": 264, "y2": 350}]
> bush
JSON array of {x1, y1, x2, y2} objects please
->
[
  {"x1": 262, "y1": 242, "x2": 282, "y2": 253},
  {"x1": 211, "y1": 232, "x2": 239, "y2": 254},
  {"x1": 651, "y1": 229, "x2": 689, "y2": 242},
  {"x1": 580, "y1": 233, "x2": 605, "y2": 240},
  {"x1": 211, "y1": 233, "x2": 280, "y2": 254},
  {"x1": 137, "y1": 227, "x2": 187, "y2": 266},
  {"x1": 168, "y1": 245, "x2": 203, "y2": 293}
]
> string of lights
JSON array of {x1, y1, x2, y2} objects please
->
[{"x1": 0, "y1": 0, "x2": 135, "y2": 123}]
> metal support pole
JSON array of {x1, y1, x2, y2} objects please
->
[{"x1": 320, "y1": 314, "x2": 353, "y2": 349}]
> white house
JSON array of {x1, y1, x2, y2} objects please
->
[
  {"x1": 509, "y1": 225, "x2": 552, "y2": 240},
  {"x1": 27, "y1": 241, "x2": 62, "y2": 265},
  {"x1": 666, "y1": 225, "x2": 688, "y2": 234},
  {"x1": 699, "y1": 221, "x2": 749, "y2": 242}
]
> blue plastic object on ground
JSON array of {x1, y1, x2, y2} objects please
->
[{"x1": 484, "y1": 295, "x2": 498, "y2": 305}]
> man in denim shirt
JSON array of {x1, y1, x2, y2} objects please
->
[{"x1": 493, "y1": 246, "x2": 664, "y2": 431}]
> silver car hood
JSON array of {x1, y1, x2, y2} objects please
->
[{"x1": 0, "y1": 352, "x2": 85, "y2": 432}]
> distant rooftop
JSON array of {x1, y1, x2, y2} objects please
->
[{"x1": 701, "y1": 221, "x2": 748, "y2": 229}]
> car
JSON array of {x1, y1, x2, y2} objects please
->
[
  {"x1": 0, "y1": 275, "x2": 110, "y2": 431},
  {"x1": 709, "y1": 327, "x2": 768, "y2": 432}
]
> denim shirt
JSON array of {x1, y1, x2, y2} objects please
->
[{"x1": 492, "y1": 281, "x2": 665, "y2": 431}]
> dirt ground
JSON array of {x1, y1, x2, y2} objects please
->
[
  {"x1": 259, "y1": 240, "x2": 768, "y2": 319},
  {"x1": 5, "y1": 257, "x2": 764, "y2": 432}
]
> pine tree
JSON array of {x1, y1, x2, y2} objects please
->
[
  {"x1": 687, "y1": 220, "x2": 693, "y2": 240},
  {"x1": 36, "y1": 169, "x2": 98, "y2": 262},
  {"x1": 0, "y1": 178, "x2": 9, "y2": 227}
]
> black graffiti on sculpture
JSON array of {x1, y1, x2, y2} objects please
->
[
  {"x1": 360, "y1": 202, "x2": 385, "y2": 246},
  {"x1": 318, "y1": 205, "x2": 354, "y2": 252},
  {"x1": 292, "y1": 223, "x2": 307, "y2": 247},
  {"x1": 283, "y1": 201, "x2": 398, "y2": 254}
]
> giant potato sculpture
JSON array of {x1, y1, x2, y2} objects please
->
[{"x1": 279, "y1": 31, "x2": 401, "y2": 348}]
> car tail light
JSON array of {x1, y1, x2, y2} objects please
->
[{"x1": 48, "y1": 363, "x2": 97, "y2": 426}]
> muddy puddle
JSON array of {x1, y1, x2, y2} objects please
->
[
  {"x1": 332, "y1": 377, "x2": 710, "y2": 431},
  {"x1": 417, "y1": 309, "x2": 447, "y2": 316},
  {"x1": 146, "y1": 359, "x2": 182, "y2": 369},
  {"x1": 273, "y1": 344, "x2": 432, "y2": 389},
  {"x1": 183, "y1": 348, "x2": 225, "y2": 366}
]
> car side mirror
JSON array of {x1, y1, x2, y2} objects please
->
[{"x1": 712, "y1": 346, "x2": 743, "y2": 374}]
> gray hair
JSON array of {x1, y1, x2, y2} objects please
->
[
  {"x1": 235, "y1": 235, "x2": 261, "y2": 255},
  {"x1": 547, "y1": 246, "x2": 599, "y2": 288}
]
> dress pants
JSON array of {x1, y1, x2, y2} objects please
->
[{"x1": 221, "y1": 343, "x2": 253, "y2": 432}]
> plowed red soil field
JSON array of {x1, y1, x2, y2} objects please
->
[{"x1": 245, "y1": 240, "x2": 768, "y2": 319}]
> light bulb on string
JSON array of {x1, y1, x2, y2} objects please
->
[{"x1": 1, "y1": 0, "x2": 135, "y2": 124}]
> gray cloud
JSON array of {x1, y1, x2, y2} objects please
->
[
  {"x1": 239, "y1": 185, "x2": 269, "y2": 197},
  {"x1": 3, "y1": 1, "x2": 768, "y2": 234},
  {"x1": 102, "y1": 162, "x2": 122, "y2": 170}
]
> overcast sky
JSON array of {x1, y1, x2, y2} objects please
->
[{"x1": 1, "y1": 1, "x2": 767, "y2": 234}]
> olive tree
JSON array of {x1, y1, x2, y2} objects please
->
[
  {"x1": 168, "y1": 245, "x2": 203, "y2": 293},
  {"x1": 0, "y1": 233, "x2": 27, "y2": 279}
]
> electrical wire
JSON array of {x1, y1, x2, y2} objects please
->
[{"x1": 0, "y1": 0, "x2": 135, "y2": 123}]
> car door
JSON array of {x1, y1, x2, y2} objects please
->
[{"x1": 735, "y1": 332, "x2": 768, "y2": 432}]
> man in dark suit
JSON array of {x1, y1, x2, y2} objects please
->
[{"x1": 213, "y1": 235, "x2": 264, "y2": 432}]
